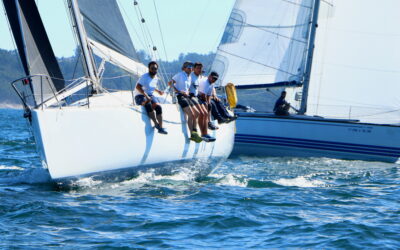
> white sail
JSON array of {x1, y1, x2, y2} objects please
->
[
  {"x1": 308, "y1": 0, "x2": 400, "y2": 123},
  {"x1": 212, "y1": 0, "x2": 314, "y2": 88},
  {"x1": 89, "y1": 39, "x2": 147, "y2": 77},
  {"x1": 77, "y1": 0, "x2": 145, "y2": 76}
]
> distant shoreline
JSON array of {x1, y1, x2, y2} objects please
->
[{"x1": 0, "y1": 103, "x2": 22, "y2": 109}]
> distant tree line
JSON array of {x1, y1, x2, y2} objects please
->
[{"x1": 0, "y1": 48, "x2": 215, "y2": 106}]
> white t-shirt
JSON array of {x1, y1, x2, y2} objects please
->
[
  {"x1": 198, "y1": 78, "x2": 214, "y2": 96},
  {"x1": 172, "y1": 71, "x2": 191, "y2": 92},
  {"x1": 189, "y1": 72, "x2": 204, "y2": 95},
  {"x1": 136, "y1": 73, "x2": 159, "y2": 96}
]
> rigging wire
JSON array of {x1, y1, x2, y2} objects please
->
[
  {"x1": 218, "y1": 49, "x2": 297, "y2": 77},
  {"x1": 152, "y1": 0, "x2": 168, "y2": 62},
  {"x1": 132, "y1": 0, "x2": 169, "y2": 89},
  {"x1": 281, "y1": 0, "x2": 312, "y2": 9},
  {"x1": 132, "y1": 1, "x2": 153, "y2": 56},
  {"x1": 117, "y1": 0, "x2": 148, "y2": 52}
]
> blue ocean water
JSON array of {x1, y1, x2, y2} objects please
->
[{"x1": 0, "y1": 108, "x2": 399, "y2": 249}]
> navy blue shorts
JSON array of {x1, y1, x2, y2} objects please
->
[
  {"x1": 197, "y1": 95, "x2": 207, "y2": 105},
  {"x1": 176, "y1": 94, "x2": 191, "y2": 109},
  {"x1": 135, "y1": 95, "x2": 160, "y2": 105}
]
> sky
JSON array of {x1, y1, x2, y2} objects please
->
[
  {"x1": 1, "y1": 0, "x2": 400, "y2": 122},
  {"x1": 0, "y1": 0, "x2": 235, "y2": 60}
]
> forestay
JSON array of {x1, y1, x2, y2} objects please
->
[{"x1": 77, "y1": 0, "x2": 147, "y2": 76}]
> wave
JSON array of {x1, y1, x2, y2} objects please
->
[
  {"x1": 0, "y1": 167, "x2": 52, "y2": 185},
  {"x1": 62, "y1": 167, "x2": 200, "y2": 192},
  {"x1": 0, "y1": 165, "x2": 24, "y2": 171},
  {"x1": 273, "y1": 176, "x2": 327, "y2": 188},
  {"x1": 208, "y1": 173, "x2": 248, "y2": 187}
]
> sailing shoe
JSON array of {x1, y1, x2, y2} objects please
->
[
  {"x1": 190, "y1": 131, "x2": 203, "y2": 143},
  {"x1": 201, "y1": 134, "x2": 216, "y2": 142},
  {"x1": 226, "y1": 115, "x2": 238, "y2": 123},
  {"x1": 208, "y1": 122, "x2": 219, "y2": 130},
  {"x1": 218, "y1": 118, "x2": 228, "y2": 124},
  {"x1": 155, "y1": 125, "x2": 168, "y2": 134}
]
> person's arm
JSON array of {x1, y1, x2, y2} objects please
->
[
  {"x1": 211, "y1": 87, "x2": 220, "y2": 101},
  {"x1": 155, "y1": 89, "x2": 164, "y2": 95},
  {"x1": 168, "y1": 79, "x2": 188, "y2": 96},
  {"x1": 136, "y1": 83, "x2": 151, "y2": 101}
]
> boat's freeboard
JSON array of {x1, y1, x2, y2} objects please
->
[
  {"x1": 233, "y1": 112, "x2": 400, "y2": 163},
  {"x1": 3, "y1": 0, "x2": 235, "y2": 180}
]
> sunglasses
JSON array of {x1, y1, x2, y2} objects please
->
[{"x1": 150, "y1": 67, "x2": 158, "y2": 70}]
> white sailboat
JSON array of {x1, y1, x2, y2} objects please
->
[
  {"x1": 212, "y1": 0, "x2": 400, "y2": 163},
  {"x1": 3, "y1": 0, "x2": 235, "y2": 180}
]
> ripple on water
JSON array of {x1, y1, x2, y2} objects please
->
[{"x1": 1, "y1": 109, "x2": 400, "y2": 248}]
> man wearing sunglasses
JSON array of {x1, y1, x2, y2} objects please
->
[
  {"x1": 189, "y1": 62, "x2": 216, "y2": 142},
  {"x1": 198, "y1": 72, "x2": 221, "y2": 127},
  {"x1": 169, "y1": 61, "x2": 202, "y2": 143},
  {"x1": 135, "y1": 61, "x2": 168, "y2": 134}
]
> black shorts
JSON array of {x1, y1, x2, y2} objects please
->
[
  {"x1": 189, "y1": 94, "x2": 200, "y2": 106},
  {"x1": 135, "y1": 94, "x2": 160, "y2": 105},
  {"x1": 176, "y1": 94, "x2": 191, "y2": 109},
  {"x1": 197, "y1": 95, "x2": 207, "y2": 105}
]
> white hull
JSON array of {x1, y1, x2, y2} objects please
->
[
  {"x1": 30, "y1": 92, "x2": 235, "y2": 180},
  {"x1": 233, "y1": 112, "x2": 400, "y2": 163}
]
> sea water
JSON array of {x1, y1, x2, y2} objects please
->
[{"x1": 0, "y1": 108, "x2": 399, "y2": 249}]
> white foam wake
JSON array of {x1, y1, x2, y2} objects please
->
[
  {"x1": 0, "y1": 165, "x2": 24, "y2": 170},
  {"x1": 209, "y1": 173, "x2": 248, "y2": 187},
  {"x1": 273, "y1": 176, "x2": 326, "y2": 188}
]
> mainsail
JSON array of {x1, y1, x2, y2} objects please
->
[
  {"x1": 77, "y1": 0, "x2": 147, "y2": 76},
  {"x1": 3, "y1": 0, "x2": 65, "y2": 105},
  {"x1": 212, "y1": 0, "x2": 314, "y2": 111}
]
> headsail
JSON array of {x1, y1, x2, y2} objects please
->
[
  {"x1": 3, "y1": 0, "x2": 65, "y2": 105},
  {"x1": 212, "y1": 0, "x2": 314, "y2": 88},
  {"x1": 77, "y1": 0, "x2": 147, "y2": 76}
]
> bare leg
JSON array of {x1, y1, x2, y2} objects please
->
[
  {"x1": 197, "y1": 104, "x2": 208, "y2": 136},
  {"x1": 191, "y1": 105, "x2": 200, "y2": 132},
  {"x1": 183, "y1": 106, "x2": 194, "y2": 133}
]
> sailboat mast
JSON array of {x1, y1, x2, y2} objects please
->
[
  {"x1": 67, "y1": 0, "x2": 99, "y2": 91},
  {"x1": 299, "y1": 0, "x2": 321, "y2": 115}
]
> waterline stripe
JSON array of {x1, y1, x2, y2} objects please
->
[{"x1": 235, "y1": 134, "x2": 400, "y2": 157}]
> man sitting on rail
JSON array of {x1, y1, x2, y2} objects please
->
[{"x1": 135, "y1": 61, "x2": 167, "y2": 134}]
